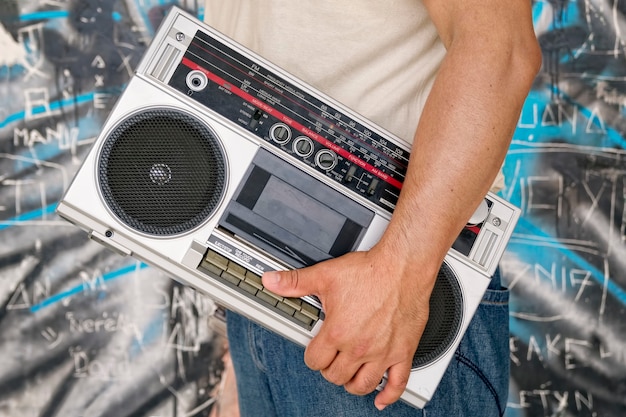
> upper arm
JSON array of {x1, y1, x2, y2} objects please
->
[
  {"x1": 422, "y1": 0, "x2": 540, "y2": 63},
  {"x1": 421, "y1": 0, "x2": 542, "y2": 87}
]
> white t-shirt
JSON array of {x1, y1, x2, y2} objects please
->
[
  {"x1": 203, "y1": 1, "x2": 505, "y2": 191},
  {"x1": 203, "y1": 0, "x2": 444, "y2": 142}
]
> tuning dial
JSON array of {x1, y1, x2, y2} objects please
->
[{"x1": 315, "y1": 149, "x2": 337, "y2": 171}]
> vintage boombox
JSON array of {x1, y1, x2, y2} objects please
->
[{"x1": 57, "y1": 7, "x2": 520, "y2": 409}]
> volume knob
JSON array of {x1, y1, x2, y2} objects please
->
[{"x1": 315, "y1": 149, "x2": 337, "y2": 171}]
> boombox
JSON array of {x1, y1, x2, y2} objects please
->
[{"x1": 57, "y1": 7, "x2": 520, "y2": 409}]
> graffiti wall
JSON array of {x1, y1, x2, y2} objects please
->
[
  {"x1": 503, "y1": 1, "x2": 626, "y2": 416},
  {"x1": 0, "y1": 1, "x2": 231, "y2": 417},
  {"x1": 1, "y1": 1, "x2": 625, "y2": 417}
]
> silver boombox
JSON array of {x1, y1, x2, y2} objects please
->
[{"x1": 57, "y1": 7, "x2": 520, "y2": 409}]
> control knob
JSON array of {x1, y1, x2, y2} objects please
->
[
  {"x1": 269, "y1": 123, "x2": 291, "y2": 144},
  {"x1": 293, "y1": 136, "x2": 314, "y2": 158},
  {"x1": 315, "y1": 149, "x2": 337, "y2": 171}
]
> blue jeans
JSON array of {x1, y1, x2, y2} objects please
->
[{"x1": 226, "y1": 272, "x2": 509, "y2": 417}]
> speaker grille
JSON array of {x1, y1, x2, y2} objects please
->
[
  {"x1": 98, "y1": 108, "x2": 226, "y2": 236},
  {"x1": 412, "y1": 262, "x2": 464, "y2": 368}
]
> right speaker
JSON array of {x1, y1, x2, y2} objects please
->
[{"x1": 413, "y1": 261, "x2": 464, "y2": 368}]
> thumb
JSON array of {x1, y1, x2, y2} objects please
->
[{"x1": 262, "y1": 268, "x2": 316, "y2": 298}]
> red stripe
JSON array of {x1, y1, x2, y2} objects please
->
[
  {"x1": 466, "y1": 225, "x2": 481, "y2": 234},
  {"x1": 181, "y1": 57, "x2": 404, "y2": 190}
]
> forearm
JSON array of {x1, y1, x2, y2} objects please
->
[{"x1": 376, "y1": 20, "x2": 541, "y2": 279}]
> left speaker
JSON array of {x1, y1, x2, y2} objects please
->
[{"x1": 97, "y1": 108, "x2": 227, "y2": 236}]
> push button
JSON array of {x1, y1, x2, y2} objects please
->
[{"x1": 197, "y1": 249, "x2": 321, "y2": 330}]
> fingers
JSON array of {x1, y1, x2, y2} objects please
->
[
  {"x1": 343, "y1": 362, "x2": 388, "y2": 396},
  {"x1": 262, "y1": 252, "x2": 342, "y2": 298},
  {"x1": 262, "y1": 267, "x2": 317, "y2": 298},
  {"x1": 304, "y1": 333, "x2": 338, "y2": 371},
  {"x1": 316, "y1": 352, "x2": 412, "y2": 411},
  {"x1": 373, "y1": 362, "x2": 412, "y2": 411},
  {"x1": 306, "y1": 323, "x2": 379, "y2": 388},
  {"x1": 315, "y1": 351, "x2": 365, "y2": 386},
  {"x1": 312, "y1": 351, "x2": 383, "y2": 396}
]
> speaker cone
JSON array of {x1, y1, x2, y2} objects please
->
[
  {"x1": 98, "y1": 108, "x2": 226, "y2": 236},
  {"x1": 412, "y1": 262, "x2": 464, "y2": 368}
]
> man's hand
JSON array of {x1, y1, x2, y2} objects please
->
[{"x1": 262, "y1": 244, "x2": 438, "y2": 410}]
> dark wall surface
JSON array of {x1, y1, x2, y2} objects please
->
[
  {"x1": 0, "y1": 2, "x2": 228, "y2": 417},
  {"x1": 503, "y1": 1, "x2": 626, "y2": 416},
  {"x1": 1, "y1": 1, "x2": 625, "y2": 417}
]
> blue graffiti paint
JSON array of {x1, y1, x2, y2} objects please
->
[
  {"x1": 532, "y1": 0, "x2": 582, "y2": 31},
  {"x1": 516, "y1": 88, "x2": 626, "y2": 149},
  {"x1": 18, "y1": 11, "x2": 70, "y2": 22},
  {"x1": 532, "y1": 1, "x2": 545, "y2": 24},
  {"x1": 132, "y1": 314, "x2": 166, "y2": 356},
  {"x1": 17, "y1": 10, "x2": 125, "y2": 24},
  {"x1": 509, "y1": 310, "x2": 537, "y2": 347},
  {"x1": 507, "y1": 215, "x2": 626, "y2": 307},
  {"x1": 0, "y1": 203, "x2": 57, "y2": 231},
  {"x1": 30, "y1": 262, "x2": 150, "y2": 313},
  {"x1": 0, "y1": 92, "x2": 96, "y2": 129}
]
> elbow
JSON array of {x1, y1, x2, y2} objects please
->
[{"x1": 508, "y1": 32, "x2": 543, "y2": 92}]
